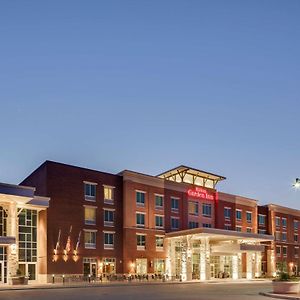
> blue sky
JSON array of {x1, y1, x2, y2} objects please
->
[{"x1": 0, "y1": 0, "x2": 299, "y2": 207}]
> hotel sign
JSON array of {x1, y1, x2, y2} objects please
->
[{"x1": 187, "y1": 187, "x2": 215, "y2": 200}]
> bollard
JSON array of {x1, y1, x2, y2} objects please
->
[
  {"x1": 63, "y1": 274, "x2": 65, "y2": 284},
  {"x1": 88, "y1": 274, "x2": 91, "y2": 283},
  {"x1": 52, "y1": 274, "x2": 55, "y2": 284}
]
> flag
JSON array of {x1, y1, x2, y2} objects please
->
[
  {"x1": 65, "y1": 225, "x2": 72, "y2": 253},
  {"x1": 75, "y1": 230, "x2": 81, "y2": 251},
  {"x1": 55, "y1": 229, "x2": 61, "y2": 252}
]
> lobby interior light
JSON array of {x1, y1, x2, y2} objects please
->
[{"x1": 293, "y1": 178, "x2": 300, "y2": 189}]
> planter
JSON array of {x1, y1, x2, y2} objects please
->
[
  {"x1": 11, "y1": 276, "x2": 29, "y2": 285},
  {"x1": 272, "y1": 281, "x2": 300, "y2": 294}
]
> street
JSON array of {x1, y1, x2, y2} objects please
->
[{"x1": 0, "y1": 281, "x2": 272, "y2": 300}]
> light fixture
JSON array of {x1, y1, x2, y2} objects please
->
[{"x1": 293, "y1": 178, "x2": 300, "y2": 189}]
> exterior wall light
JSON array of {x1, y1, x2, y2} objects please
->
[{"x1": 293, "y1": 178, "x2": 300, "y2": 189}]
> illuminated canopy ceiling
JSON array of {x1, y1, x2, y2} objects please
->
[{"x1": 157, "y1": 165, "x2": 226, "y2": 189}]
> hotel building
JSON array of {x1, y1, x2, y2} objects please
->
[{"x1": 0, "y1": 160, "x2": 299, "y2": 284}]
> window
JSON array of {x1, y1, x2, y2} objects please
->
[
  {"x1": 84, "y1": 207, "x2": 96, "y2": 225},
  {"x1": 84, "y1": 231, "x2": 96, "y2": 249},
  {"x1": 155, "y1": 236, "x2": 164, "y2": 251},
  {"x1": 104, "y1": 186, "x2": 114, "y2": 204},
  {"x1": 236, "y1": 226, "x2": 242, "y2": 232},
  {"x1": 154, "y1": 259, "x2": 165, "y2": 274},
  {"x1": 202, "y1": 203, "x2": 212, "y2": 217},
  {"x1": 224, "y1": 207, "x2": 231, "y2": 219},
  {"x1": 104, "y1": 232, "x2": 114, "y2": 249},
  {"x1": 282, "y1": 232, "x2": 287, "y2": 242},
  {"x1": 171, "y1": 197, "x2": 179, "y2": 211},
  {"x1": 294, "y1": 234, "x2": 298, "y2": 243},
  {"x1": 171, "y1": 217, "x2": 179, "y2": 230},
  {"x1": 224, "y1": 224, "x2": 231, "y2": 230},
  {"x1": 246, "y1": 212, "x2": 252, "y2": 223},
  {"x1": 236, "y1": 210, "x2": 242, "y2": 221},
  {"x1": 275, "y1": 231, "x2": 281, "y2": 241},
  {"x1": 276, "y1": 246, "x2": 281, "y2": 257},
  {"x1": 84, "y1": 183, "x2": 96, "y2": 201},
  {"x1": 203, "y1": 223, "x2": 212, "y2": 228},
  {"x1": 155, "y1": 215, "x2": 164, "y2": 229},
  {"x1": 258, "y1": 229, "x2": 267, "y2": 234},
  {"x1": 136, "y1": 213, "x2": 145, "y2": 227},
  {"x1": 246, "y1": 227, "x2": 252, "y2": 233},
  {"x1": 155, "y1": 195, "x2": 164, "y2": 209},
  {"x1": 282, "y1": 218, "x2": 287, "y2": 228},
  {"x1": 294, "y1": 220, "x2": 299, "y2": 231},
  {"x1": 189, "y1": 201, "x2": 199, "y2": 215},
  {"x1": 283, "y1": 246, "x2": 287, "y2": 257},
  {"x1": 295, "y1": 247, "x2": 299, "y2": 258},
  {"x1": 258, "y1": 214, "x2": 266, "y2": 226},
  {"x1": 104, "y1": 209, "x2": 114, "y2": 226},
  {"x1": 136, "y1": 234, "x2": 146, "y2": 250},
  {"x1": 136, "y1": 191, "x2": 145, "y2": 207},
  {"x1": 275, "y1": 216, "x2": 280, "y2": 227},
  {"x1": 189, "y1": 221, "x2": 199, "y2": 229}
]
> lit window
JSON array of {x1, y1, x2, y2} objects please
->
[
  {"x1": 155, "y1": 236, "x2": 164, "y2": 251},
  {"x1": 136, "y1": 213, "x2": 145, "y2": 227},
  {"x1": 283, "y1": 246, "x2": 287, "y2": 257},
  {"x1": 189, "y1": 221, "x2": 198, "y2": 229},
  {"x1": 104, "y1": 186, "x2": 114, "y2": 203},
  {"x1": 104, "y1": 209, "x2": 114, "y2": 226},
  {"x1": 275, "y1": 216, "x2": 280, "y2": 227},
  {"x1": 155, "y1": 195, "x2": 164, "y2": 209},
  {"x1": 171, "y1": 217, "x2": 179, "y2": 230},
  {"x1": 84, "y1": 183, "x2": 96, "y2": 201},
  {"x1": 136, "y1": 191, "x2": 146, "y2": 207},
  {"x1": 258, "y1": 215, "x2": 266, "y2": 226},
  {"x1": 224, "y1": 207, "x2": 231, "y2": 219},
  {"x1": 202, "y1": 203, "x2": 212, "y2": 217},
  {"x1": 104, "y1": 232, "x2": 114, "y2": 249},
  {"x1": 246, "y1": 212, "x2": 252, "y2": 223},
  {"x1": 154, "y1": 259, "x2": 165, "y2": 274},
  {"x1": 136, "y1": 234, "x2": 146, "y2": 250},
  {"x1": 189, "y1": 201, "x2": 199, "y2": 215},
  {"x1": 84, "y1": 231, "x2": 96, "y2": 249},
  {"x1": 171, "y1": 197, "x2": 179, "y2": 211},
  {"x1": 84, "y1": 207, "x2": 96, "y2": 225},
  {"x1": 282, "y1": 218, "x2": 287, "y2": 228},
  {"x1": 236, "y1": 210, "x2": 242, "y2": 221},
  {"x1": 155, "y1": 215, "x2": 164, "y2": 229},
  {"x1": 282, "y1": 232, "x2": 287, "y2": 242},
  {"x1": 236, "y1": 226, "x2": 242, "y2": 232}
]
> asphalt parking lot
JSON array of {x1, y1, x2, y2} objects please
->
[{"x1": 0, "y1": 281, "x2": 273, "y2": 300}]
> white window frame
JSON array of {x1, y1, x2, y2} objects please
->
[
  {"x1": 282, "y1": 217, "x2": 287, "y2": 228},
  {"x1": 155, "y1": 235, "x2": 164, "y2": 251},
  {"x1": 282, "y1": 231, "x2": 287, "y2": 242},
  {"x1": 282, "y1": 246, "x2": 288, "y2": 257},
  {"x1": 202, "y1": 203, "x2": 212, "y2": 218},
  {"x1": 258, "y1": 214, "x2": 266, "y2": 226},
  {"x1": 236, "y1": 225, "x2": 242, "y2": 232},
  {"x1": 276, "y1": 245, "x2": 281, "y2": 257},
  {"x1": 84, "y1": 229, "x2": 97, "y2": 249},
  {"x1": 84, "y1": 205, "x2": 97, "y2": 225},
  {"x1": 136, "y1": 212, "x2": 146, "y2": 228},
  {"x1": 295, "y1": 246, "x2": 299, "y2": 258},
  {"x1": 246, "y1": 211, "x2": 252, "y2": 223},
  {"x1": 224, "y1": 207, "x2": 231, "y2": 220},
  {"x1": 155, "y1": 214, "x2": 164, "y2": 229},
  {"x1": 171, "y1": 197, "x2": 179, "y2": 212},
  {"x1": 275, "y1": 216, "x2": 281, "y2": 227},
  {"x1": 246, "y1": 227, "x2": 252, "y2": 233},
  {"x1": 103, "y1": 231, "x2": 115, "y2": 250},
  {"x1": 136, "y1": 190, "x2": 146, "y2": 207},
  {"x1": 84, "y1": 181, "x2": 97, "y2": 202},
  {"x1": 103, "y1": 208, "x2": 115, "y2": 227},
  {"x1": 155, "y1": 194, "x2": 164, "y2": 210},
  {"x1": 236, "y1": 209, "x2": 242, "y2": 221},
  {"x1": 136, "y1": 233, "x2": 146, "y2": 251},
  {"x1": 103, "y1": 185, "x2": 115, "y2": 204},
  {"x1": 171, "y1": 217, "x2": 179, "y2": 230}
]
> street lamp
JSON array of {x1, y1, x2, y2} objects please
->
[{"x1": 293, "y1": 178, "x2": 300, "y2": 189}]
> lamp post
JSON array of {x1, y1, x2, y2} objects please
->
[{"x1": 293, "y1": 178, "x2": 300, "y2": 189}]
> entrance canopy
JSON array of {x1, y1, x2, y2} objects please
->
[{"x1": 166, "y1": 227, "x2": 274, "y2": 254}]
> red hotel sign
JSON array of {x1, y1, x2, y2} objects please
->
[{"x1": 187, "y1": 187, "x2": 214, "y2": 200}]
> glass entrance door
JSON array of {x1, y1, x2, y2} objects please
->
[{"x1": 136, "y1": 259, "x2": 147, "y2": 274}]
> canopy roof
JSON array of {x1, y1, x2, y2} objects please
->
[{"x1": 157, "y1": 165, "x2": 226, "y2": 188}]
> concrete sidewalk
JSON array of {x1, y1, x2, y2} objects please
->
[
  {"x1": 0, "y1": 279, "x2": 271, "y2": 292},
  {"x1": 260, "y1": 292, "x2": 300, "y2": 300}
]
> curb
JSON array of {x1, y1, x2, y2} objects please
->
[
  {"x1": 259, "y1": 292, "x2": 300, "y2": 300},
  {"x1": 0, "y1": 279, "x2": 271, "y2": 292}
]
